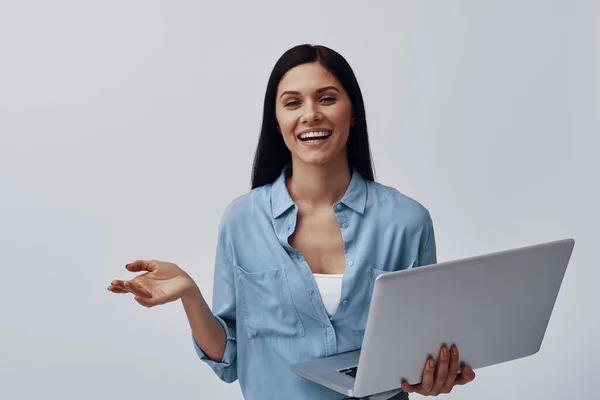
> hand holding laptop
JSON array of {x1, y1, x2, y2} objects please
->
[{"x1": 401, "y1": 344, "x2": 475, "y2": 396}]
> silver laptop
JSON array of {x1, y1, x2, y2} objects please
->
[{"x1": 290, "y1": 238, "x2": 575, "y2": 398}]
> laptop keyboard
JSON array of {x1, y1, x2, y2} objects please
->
[{"x1": 338, "y1": 366, "x2": 358, "y2": 378}]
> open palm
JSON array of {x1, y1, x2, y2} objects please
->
[{"x1": 108, "y1": 259, "x2": 197, "y2": 307}]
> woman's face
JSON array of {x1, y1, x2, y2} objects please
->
[{"x1": 275, "y1": 62, "x2": 353, "y2": 167}]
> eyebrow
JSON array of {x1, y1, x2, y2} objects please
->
[{"x1": 279, "y1": 86, "x2": 340, "y2": 99}]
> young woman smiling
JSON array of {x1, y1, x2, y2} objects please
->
[{"x1": 109, "y1": 44, "x2": 476, "y2": 400}]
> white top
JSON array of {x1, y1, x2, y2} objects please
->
[{"x1": 313, "y1": 273, "x2": 344, "y2": 317}]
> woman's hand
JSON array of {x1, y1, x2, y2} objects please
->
[
  {"x1": 108, "y1": 260, "x2": 198, "y2": 307},
  {"x1": 401, "y1": 345, "x2": 476, "y2": 396}
]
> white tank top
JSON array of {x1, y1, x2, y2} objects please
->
[{"x1": 313, "y1": 273, "x2": 344, "y2": 316}]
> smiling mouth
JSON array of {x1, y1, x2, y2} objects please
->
[{"x1": 298, "y1": 131, "x2": 333, "y2": 142}]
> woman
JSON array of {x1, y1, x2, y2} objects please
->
[{"x1": 108, "y1": 44, "x2": 476, "y2": 400}]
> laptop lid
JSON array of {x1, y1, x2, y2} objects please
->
[{"x1": 351, "y1": 238, "x2": 575, "y2": 398}]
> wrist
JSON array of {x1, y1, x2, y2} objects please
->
[{"x1": 181, "y1": 281, "x2": 202, "y2": 303}]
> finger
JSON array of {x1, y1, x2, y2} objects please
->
[
  {"x1": 111, "y1": 280, "x2": 130, "y2": 291},
  {"x1": 431, "y1": 345, "x2": 450, "y2": 394},
  {"x1": 125, "y1": 260, "x2": 157, "y2": 273},
  {"x1": 134, "y1": 295, "x2": 158, "y2": 308},
  {"x1": 443, "y1": 345, "x2": 460, "y2": 390},
  {"x1": 401, "y1": 381, "x2": 415, "y2": 393},
  {"x1": 123, "y1": 280, "x2": 153, "y2": 298},
  {"x1": 455, "y1": 365, "x2": 476, "y2": 385},
  {"x1": 420, "y1": 357, "x2": 436, "y2": 393},
  {"x1": 107, "y1": 285, "x2": 128, "y2": 294}
]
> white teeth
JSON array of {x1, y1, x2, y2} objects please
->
[{"x1": 299, "y1": 131, "x2": 331, "y2": 139}]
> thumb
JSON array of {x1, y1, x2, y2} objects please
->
[{"x1": 125, "y1": 260, "x2": 157, "y2": 273}]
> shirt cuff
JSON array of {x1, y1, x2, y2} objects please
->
[{"x1": 192, "y1": 315, "x2": 237, "y2": 370}]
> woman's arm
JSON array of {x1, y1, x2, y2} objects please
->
[
  {"x1": 181, "y1": 285, "x2": 227, "y2": 362},
  {"x1": 187, "y1": 217, "x2": 239, "y2": 383}
]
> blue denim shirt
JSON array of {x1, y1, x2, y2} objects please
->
[{"x1": 193, "y1": 165, "x2": 437, "y2": 400}]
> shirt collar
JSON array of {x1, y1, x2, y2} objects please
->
[{"x1": 270, "y1": 164, "x2": 367, "y2": 219}]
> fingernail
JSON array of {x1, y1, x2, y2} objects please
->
[
  {"x1": 464, "y1": 365, "x2": 471, "y2": 373},
  {"x1": 428, "y1": 359, "x2": 435, "y2": 368},
  {"x1": 442, "y1": 347, "x2": 448, "y2": 357},
  {"x1": 452, "y1": 347, "x2": 458, "y2": 356}
]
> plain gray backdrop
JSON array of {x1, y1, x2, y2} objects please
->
[{"x1": 1, "y1": 1, "x2": 598, "y2": 399}]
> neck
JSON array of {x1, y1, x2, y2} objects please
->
[{"x1": 286, "y1": 155, "x2": 352, "y2": 208}]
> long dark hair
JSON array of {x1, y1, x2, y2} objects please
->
[{"x1": 251, "y1": 44, "x2": 375, "y2": 189}]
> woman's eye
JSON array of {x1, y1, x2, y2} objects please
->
[{"x1": 283, "y1": 97, "x2": 335, "y2": 107}]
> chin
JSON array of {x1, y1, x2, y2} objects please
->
[{"x1": 295, "y1": 149, "x2": 347, "y2": 167}]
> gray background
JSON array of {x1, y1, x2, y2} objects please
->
[{"x1": 1, "y1": 1, "x2": 598, "y2": 399}]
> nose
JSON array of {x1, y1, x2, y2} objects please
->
[{"x1": 301, "y1": 101, "x2": 322, "y2": 124}]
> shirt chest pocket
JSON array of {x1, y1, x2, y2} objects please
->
[{"x1": 236, "y1": 266, "x2": 306, "y2": 339}]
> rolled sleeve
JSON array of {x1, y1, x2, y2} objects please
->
[
  {"x1": 192, "y1": 315, "x2": 237, "y2": 374},
  {"x1": 192, "y1": 214, "x2": 238, "y2": 383}
]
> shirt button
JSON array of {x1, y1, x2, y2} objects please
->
[
  {"x1": 326, "y1": 326, "x2": 332, "y2": 332},
  {"x1": 288, "y1": 226, "x2": 292, "y2": 231},
  {"x1": 335, "y1": 204, "x2": 342, "y2": 211},
  {"x1": 341, "y1": 222, "x2": 348, "y2": 229},
  {"x1": 342, "y1": 299, "x2": 349, "y2": 306},
  {"x1": 347, "y1": 260, "x2": 354, "y2": 267},
  {"x1": 310, "y1": 290, "x2": 315, "y2": 296}
]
